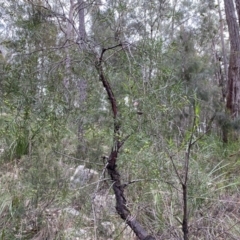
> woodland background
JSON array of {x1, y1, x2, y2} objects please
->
[{"x1": 1, "y1": 0, "x2": 240, "y2": 239}]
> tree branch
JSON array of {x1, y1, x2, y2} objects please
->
[{"x1": 95, "y1": 46, "x2": 155, "y2": 240}]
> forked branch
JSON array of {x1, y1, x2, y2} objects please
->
[{"x1": 95, "y1": 46, "x2": 155, "y2": 240}]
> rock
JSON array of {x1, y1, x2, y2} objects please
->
[
  {"x1": 64, "y1": 228, "x2": 93, "y2": 240},
  {"x1": 120, "y1": 223, "x2": 136, "y2": 240},
  {"x1": 63, "y1": 207, "x2": 80, "y2": 216},
  {"x1": 0, "y1": 171, "x2": 19, "y2": 185},
  {"x1": 92, "y1": 193, "x2": 116, "y2": 218},
  {"x1": 99, "y1": 221, "x2": 116, "y2": 238},
  {"x1": 70, "y1": 165, "x2": 99, "y2": 188}
]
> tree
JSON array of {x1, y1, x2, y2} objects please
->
[
  {"x1": 1, "y1": 0, "x2": 240, "y2": 239},
  {"x1": 225, "y1": 0, "x2": 240, "y2": 119}
]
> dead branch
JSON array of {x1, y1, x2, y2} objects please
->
[{"x1": 95, "y1": 46, "x2": 156, "y2": 240}]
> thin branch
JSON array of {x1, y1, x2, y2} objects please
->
[
  {"x1": 169, "y1": 154, "x2": 184, "y2": 185},
  {"x1": 184, "y1": 115, "x2": 196, "y2": 185}
]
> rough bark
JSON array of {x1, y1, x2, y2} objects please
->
[
  {"x1": 218, "y1": 0, "x2": 228, "y2": 100},
  {"x1": 95, "y1": 46, "x2": 156, "y2": 240},
  {"x1": 63, "y1": 0, "x2": 75, "y2": 90},
  {"x1": 77, "y1": 0, "x2": 87, "y2": 48},
  {"x1": 235, "y1": 0, "x2": 240, "y2": 26},
  {"x1": 76, "y1": 0, "x2": 88, "y2": 158},
  {"x1": 224, "y1": 0, "x2": 240, "y2": 118}
]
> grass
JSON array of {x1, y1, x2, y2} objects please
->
[{"x1": 0, "y1": 129, "x2": 240, "y2": 239}]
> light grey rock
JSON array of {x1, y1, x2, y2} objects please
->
[
  {"x1": 64, "y1": 228, "x2": 93, "y2": 240},
  {"x1": 93, "y1": 194, "x2": 116, "y2": 218},
  {"x1": 101, "y1": 221, "x2": 115, "y2": 237},
  {"x1": 70, "y1": 165, "x2": 99, "y2": 188},
  {"x1": 63, "y1": 207, "x2": 80, "y2": 216}
]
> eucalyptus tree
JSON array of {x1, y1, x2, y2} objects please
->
[
  {"x1": 224, "y1": 0, "x2": 240, "y2": 118},
  {"x1": 222, "y1": 0, "x2": 240, "y2": 141}
]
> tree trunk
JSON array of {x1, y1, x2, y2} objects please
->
[
  {"x1": 63, "y1": 0, "x2": 75, "y2": 91},
  {"x1": 224, "y1": 0, "x2": 240, "y2": 118},
  {"x1": 218, "y1": 0, "x2": 228, "y2": 101},
  {"x1": 78, "y1": 0, "x2": 87, "y2": 48},
  {"x1": 235, "y1": 0, "x2": 240, "y2": 26},
  {"x1": 95, "y1": 46, "x2": 156, "y2": 240},
  {"x1": 76, "y1": 0, "x2": 88, "y2": 158}
]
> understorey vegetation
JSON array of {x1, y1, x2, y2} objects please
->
[{"x1": 0, "y1": 0, "x2": 240, "y2": 239}]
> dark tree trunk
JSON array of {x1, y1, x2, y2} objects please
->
[
  {"x1": 235, "y1": 0, "x2": 240, "y2": 26},
  {"x1": 95, "y1": 46, "x2": 156, "y2": 240},
  {"x1": 225, "y1": 0, "x2": 240, "y2": 118}
]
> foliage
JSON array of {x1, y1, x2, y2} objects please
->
[{"x1": 0, "y1": 0, "x2": 240, "y2": 239}]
